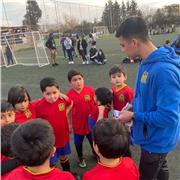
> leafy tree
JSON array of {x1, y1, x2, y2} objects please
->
[
  {"x1": 102, "y1": 0, "x2": 142, "y2": 33},
  {"x1": 23, "y1": 0, "x2": 42, "y2": 31}
]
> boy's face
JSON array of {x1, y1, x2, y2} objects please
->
[
  {"x1": 1, "y1": 111, "x2": 15, "y2": 127},
  {"x1": 110, "y1": 72, "x2": 126, "y2": 87},
  {"x1": 15, "y1": 94, "x2": 29, "y2": 112},
  {"x1": 43, "y1": 86, "x2": 60, "y2": 103},
  {"x1": 70, "y1": 75, "x2": 84, "y2": 91}
]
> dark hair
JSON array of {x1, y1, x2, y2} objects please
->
[
  {"x1": 93, "y1": 118, "x2": 130, "y2": 158},
  {"x1": 95, "y1": 87, "x2": 113, "y2": 107},
  {"x1": 1, "y1": 123, "x2": 19, "y2": 157},
  {"x1": 67, "y1": 70, "x2": 83, "y2": 82},
  {"x1": 109, "y1": 64, "x2": 127, "y2": 77},
  {"x1": 8, "y1": 86, "x2": 31, "y2": 107},
  {"x1": 40, "y1": 77, "x2": 59, "y2": 92},
  {"x1": 11, "y1": 119, "x2": 55, "y2": 166},
  {"x1": 116, "y1": 16, "x2": 149, "y2": 42},
  {"x1": 1, "y1": 100, "x2": 14, "y2": 112},
  {"x1": 92, "y1": 41, "x2": 96, "y2": 46}
]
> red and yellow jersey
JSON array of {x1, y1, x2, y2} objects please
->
[
  {"x1": 15, "y1": 103, "x2": 36, "y2": 123},
  {"x1": 4, "y1": 166, "x2": 74, "y2": 180},
  {"x1": 89, "y1": 105, "x2": 111, "y2": 122},
  {"x1": 35, "y1": 97, "x2": 71, "y2": 147},
  {"x1": 67, "y1": 86, "x2": 95, "y2": 135},
  {"x1": 83, "y1": 157, "x2": 139, "y2": 180},
  {"x1": 112, "y1": 83, "x2": 134, "y2": 111}
]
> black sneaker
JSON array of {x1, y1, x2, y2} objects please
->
[{"x1": 54, "y1": 63, "x2": 59, "y2": 66}]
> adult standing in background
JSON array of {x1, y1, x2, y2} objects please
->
[
  {"x1": 45, "y1": 33, "x2": 58, "y2": 67},
  {"x1": 77, "y1": 34, "x2": 88, "y2": 64},
  {"x1": 117, "y1": 16, "x2": 180, "y2": 180}
]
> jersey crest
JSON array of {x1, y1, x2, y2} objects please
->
[
  {"x1": 84, "y1": 95, "x2": 90, "y2": 101},
  {"x1": 24, "y1": 109, "x2": 32, "y2": 118},
  {"x1": 58, "y1": 103, "x2": 65, "y2": 111},
  {"x1": 118, "y1": 94, "x2": 125, "y2": 102}
]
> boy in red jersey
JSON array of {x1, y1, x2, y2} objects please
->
[
  {"x1": 5, "y1": 119, "x2": 74, "y2": 180},
  {"x1": 83, "y1": 118, "x2": 139, "y2": 180},
  {"x1": 8, "y1": 86, "x2": 36, "y2": 123},
  {"x1": 67, "y1": 70, "x2": 95, "y2": 168},
  {"x1": 109, "y1": 65, "x2": 134, "y2": 112},
  {"x1": 1, "y1": 100, "x2": 15, "y2": 127},
  {"x1": 109, "y1": 65, "x2": 134, "y2": 130},
  {"x1": 88, "y1": 87, "x2": 113, "y2": 132},
  {"x1": 35, "y1": 77, "x2": 72, "y2": 172}
]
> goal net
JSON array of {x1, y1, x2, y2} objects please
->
[
  {"x1": 93, "y1": 26, "x2": 109, "y2": 37},
  {"x1": 0, "y1": 31, "x2": 50, "y2": 67}
]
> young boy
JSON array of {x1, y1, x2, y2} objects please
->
[
  {"x1": 1, "y1": 100, "x2": 15, "y2": 127},
  {"x1": 1, "y1": 123, "x2": 21, "y2": 179},
  {"x1": 109, "y1": 65, "x2": 134, "y2": 116},
  {"x1": 5, "y1": 119, "x2": 74, "y2": 180},
  {"x1": 67, "y1": 70, "x2": 95, "y2": 168},
  {"x1": 83, "y1": 118, "x2": 139, "y2": 180},
  {"x1": 35, "y1": 77, "x2": 72, "y2": 172}
]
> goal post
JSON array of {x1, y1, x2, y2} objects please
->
[
  {"x1": 93, "y1": 26, "x2": 109, "y2": 37},
  {"x1": 0, "y1": 31, "x2": 50, "y2": 67}
]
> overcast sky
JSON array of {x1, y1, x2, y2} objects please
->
[{"x1": 1, "y1": 0, "x2": 180, "y2": 26}]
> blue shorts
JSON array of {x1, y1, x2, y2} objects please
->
[
  {"x1": 50, "y1": 142, "x2": 71, "y2": 165},
  {"x1": 88, "y1": 117, "x2": 96, "y2": 132},
  {"x1": 74, "y1": 133, "x2": 93, "y2": 145}
]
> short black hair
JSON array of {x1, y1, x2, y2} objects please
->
[
  {"x1": 109, "y1": 64, "x2": 127, "y2": 77},
  {"x1": 8, "y1": 86, "x2": 31, "y2": 107},
  {"x1": 67, "y1": 70, "x2": 83, "y2": 82},
  {"x1": 11, "y1": 119, "x2": 55, "y2": 166},
  {"x1": 116, "y1": 16, "x2": 149, "y2": 42},
  {"x1": 1, "y1": 123, "x2": 19, "y2": 157},
  {"x1": 1, "y1": 100, "x2": 14, "y2": 112},
  {"x1": 93, "y1": 118, "x2": 130, "y2": 158},
  {"x1": 40, "y1": 77, "x2": 59, "y2": 92},
  {"x1": 95, "y1": 87, "x2": 113, "y2": 106}
]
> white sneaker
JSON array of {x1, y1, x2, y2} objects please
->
[
  {"x1": 86, "y1": 61, "x2": 89, "y2": 64},
  {"x1": 71, "y1": 61, "x2": 74, "y2": 64},
  {"x1": 82, "y1": 61, "x2": 86, "y2": 64},
  {"x1": 68, "y1": 61, "x2": 71, "y2": 64}
]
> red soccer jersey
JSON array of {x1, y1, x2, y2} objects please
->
[
  {"x1": 15, "y1": 103, "x2": 36, "y2": 123},
  {"x1": 89, "y1": 105, "x2": 110, "y2": 122},
  {"x1": 4, "y1": 166, "x2": 75, "y2": 180},
  {"x1": 35, "y1": 98, "x2": 71, "y2": 147},
  {"x1": 83, "y1": 157, "x2": 139, "y2": 180},
  {"x1": 67, "y1": 86, "x2": 95, "y2": 135},
  {"x1": 112, "y1": 83, "x2": 134, "y2": 111},
  {"x1": 1, "y1": 154, "x2": 10, "y2": 162}
]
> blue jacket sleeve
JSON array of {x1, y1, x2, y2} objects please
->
[{"x1": 135, "y1": 68, "x2": 180, "y2": 128}]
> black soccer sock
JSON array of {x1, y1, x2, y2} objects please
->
[
  {"x1": 60, "y1": 158, "x2": 70, "y2": 172},
  {"x1": 75, "y1": 143, "x2": 83, "y2": 160}
]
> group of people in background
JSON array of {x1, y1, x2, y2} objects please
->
[
  {"x1": 46, "y1": 32, "x2": 107, "y2": 66},
  {"x1": 1, "y1": 16, "x2": 180, "y2": 180}
]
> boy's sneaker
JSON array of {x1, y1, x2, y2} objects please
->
[
  {"x1": 82, "y1": 61, "x2": 86, "y2": 64},
  {"x1": 71, "y1": 61, "x2": 74, "y2": 64},
  {"x1": 78, "y1": 159, "x2": 86, "y2": 168}
]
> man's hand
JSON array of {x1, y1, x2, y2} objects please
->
[{"x1": 119, "y1": 110, "x2": 134, "y2": 123}]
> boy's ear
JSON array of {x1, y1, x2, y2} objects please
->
[
  {"x1": 50, "y1": 146, "x2": 56, "y2": 157},
  {"x1": 93, "y1": 141, "x2": 100, "y2": 155}
]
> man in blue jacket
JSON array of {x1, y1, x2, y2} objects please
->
[{"x1": 117, "y1": 16, "x2": 180, "y2": 180}]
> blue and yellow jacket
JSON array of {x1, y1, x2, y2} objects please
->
[{"x1": 132, "y1": 46, "x2": 180, "y2": 153}]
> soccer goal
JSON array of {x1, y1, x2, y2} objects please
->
[
  {"x1": 93, "y1": 26, "x2": 109, "y2": 37},
  {"x1": 0, "y1": 31, "x2": 50, "y2": 68}
]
